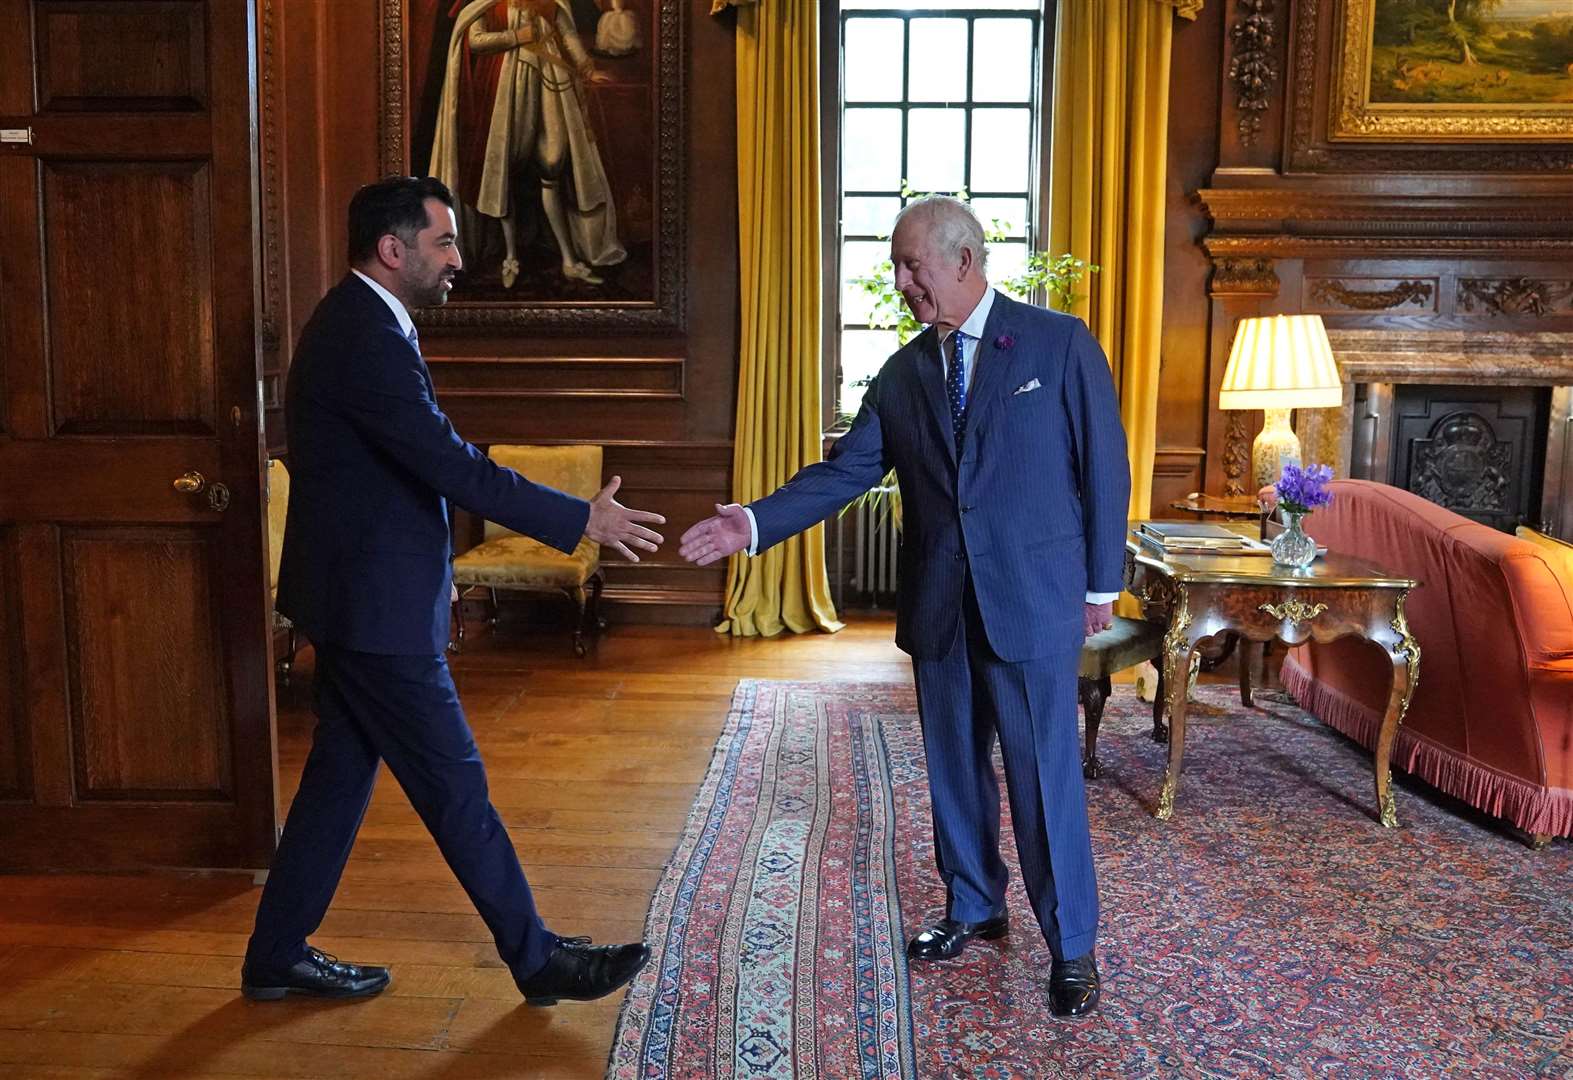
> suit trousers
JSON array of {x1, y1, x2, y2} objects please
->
[
  {"x1": 911, "y1": 577, "x2": 1099, "y2": 962},
  {"x1": 246, "y1": 645, "x2": 556, "y2": 981}
]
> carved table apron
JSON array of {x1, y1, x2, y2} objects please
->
[{"x1": 1127, "y1": 530, "x2": 1421, "y2": 828}]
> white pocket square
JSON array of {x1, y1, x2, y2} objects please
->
[{"x1": 1012, "y1": 378, "x2": 1042, "y2": 395}]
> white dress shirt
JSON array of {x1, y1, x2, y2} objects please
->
[{"x1": 352, "y1": 269, "x2": 416, "y2": 340}]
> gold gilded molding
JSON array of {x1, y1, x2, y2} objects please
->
[
  {"x1": 1156, "y1": 777, "x2": 1177, "y2": 822},
  {"x1": 1390, "y1": 593, "x2": 1421, "y2": 727},
  {"x1": 1332, "y1": 1, "x2": 1573, "y2": 143},
  {"x1": 1258, "y1": 599, "x2": 1328, "y2": 624}
]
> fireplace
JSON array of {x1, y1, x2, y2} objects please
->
[{"x1": 1298, "y1": 330, "x2": 1573, "y2": 538}]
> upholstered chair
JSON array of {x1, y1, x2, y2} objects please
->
[
  {"x1": 451, "y1": 444, "x2": 605, "y2": 657},
  {"x1": 266, "y1": 458, "x2": 301, "y2": 681}
]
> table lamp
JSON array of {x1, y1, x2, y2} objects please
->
[{"x1": 1218, "y1": 314, "x2": 1343, "y2": 490}]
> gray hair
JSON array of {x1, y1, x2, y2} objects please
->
[{"x1": 893, "y1": 194, "x2": 988, "y2": 274}]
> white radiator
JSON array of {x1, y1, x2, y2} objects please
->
[{"x1": 835, "y1": 486, "x2": 900, "y2": 609}]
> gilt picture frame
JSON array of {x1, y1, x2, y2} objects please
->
[
  {"x1": 378, "y1": 0, "x2": 685, "y2": 331},
  {"x1": 1331, "y1": 0, "x2": 1573, "y2": 142}
]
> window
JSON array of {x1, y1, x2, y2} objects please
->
[{"x1": 835, "y1": 1, "x2": 1046, "y2": 417}]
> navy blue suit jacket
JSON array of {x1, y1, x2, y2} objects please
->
[
  {"x1": 275, "y1": 275, "x2": 590, "y2": 655},
  {"x1": 751, "y1": 292, "x2": 1130, "y2": 662}
]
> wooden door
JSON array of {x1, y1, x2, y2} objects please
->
[{"x1": 0, "y1": 0, "x2": 277, "y2": 869}]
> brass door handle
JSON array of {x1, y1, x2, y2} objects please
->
[{"x1": 173, "y1": 471, "x2": 229, "y2": 512}]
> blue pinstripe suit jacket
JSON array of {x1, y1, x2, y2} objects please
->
[{"x1": 751, "y1": 291, "x2": 1130, "y2": 662}]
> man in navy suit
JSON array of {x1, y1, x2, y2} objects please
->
[
  {"x1": 243, "y1": 176, "x2": 662, "y2": 1005},
  {"x1": 679, "y1": 196, "x2": 1128, "y2": 1017}
]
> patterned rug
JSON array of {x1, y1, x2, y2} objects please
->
[{"x1": 607, "y1": 680, "x2": 1573, "y2": 1079}]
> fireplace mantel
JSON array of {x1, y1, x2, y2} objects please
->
[{"x1": 1299, "y1": 330, "x2": 1573, "y2": 537}]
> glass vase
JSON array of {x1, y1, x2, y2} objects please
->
[{"x1": 1270, "y1": 509, "x2": 1318, "y2": 568}]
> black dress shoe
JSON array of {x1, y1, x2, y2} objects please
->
[
  {"x1": 1049, "y1": 949, "x2": 1100, "y2": 1017},
  {"x1": 906, "y1": 914, "x2": 1008, "y2": 962},
  {"x1": 241, "y1": 947, "x2": 390, "y2": 1001},
  {"x1": 516, "y1": 936, "x2": 652, "y2": 1006}
]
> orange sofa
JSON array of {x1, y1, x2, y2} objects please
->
[{"x1": 1280, "y1": 479, "x2": 1573, "y2": 841}]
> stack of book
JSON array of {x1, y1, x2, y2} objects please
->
[{"x1": 1135, "y1": 521, "x2": 1271, "y2": 556}]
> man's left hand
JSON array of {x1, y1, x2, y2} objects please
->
[{"x1": 1083, "y1": 601, "x2": 1114, "y2": 638}]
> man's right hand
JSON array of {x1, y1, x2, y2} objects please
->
[
  {"x1": 585, "y1": 476, "x2": 666, "y2": 562},
  {"x1": 679, "y1": 503, "x2": 751, "y2": 566}
]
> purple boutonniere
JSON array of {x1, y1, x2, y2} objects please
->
[{"x1": 994, "y1": 333, "x2": 1015, "y2": 350}]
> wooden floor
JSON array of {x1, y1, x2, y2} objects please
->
[{"x1": 0, "y1": 616, "x2": 911, "y2": 1080}]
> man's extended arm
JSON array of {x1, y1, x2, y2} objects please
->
[
  {"x1": 1063, "y1": 322, "x2": 1131, "y2": 634},
  {"x1": 339, "y1": 331, "x2": 663, "y2": 558}
]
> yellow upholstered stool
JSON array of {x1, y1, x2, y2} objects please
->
[{"x1": 451, "y1": 444, "x2": 605, "y2": 656}]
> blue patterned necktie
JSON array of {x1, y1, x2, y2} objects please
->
[{"x1": 946, "y1": 330, "x2": 968, "y2": 455}]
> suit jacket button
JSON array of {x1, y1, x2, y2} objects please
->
[{"x1": 954, "y1": 553, "x2": 964, "y2": 562}]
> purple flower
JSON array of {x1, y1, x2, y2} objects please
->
[
  {"x1": 994, "y1": 333, "x2": 1015, "y2": 350},
  {"x1": 1275, "y1": 463, "x2": 1334, "y2": 515}
]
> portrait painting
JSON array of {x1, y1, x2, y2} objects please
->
[
  {"x1": 380, "y1": 0, "x2": 683, "y2": 330},
  {"x1": 1331, "y1": 0, "x2": 1573, "y2": 141}
]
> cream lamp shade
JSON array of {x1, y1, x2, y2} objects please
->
[{"x1": 1219, "y1": 314, "x2": 1343, "y2": 490}]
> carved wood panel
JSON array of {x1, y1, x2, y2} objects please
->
[
  {"x1": 43, "y1": 161, "x2": 216, "y2": 434},
  {"x1": 35, "y1": 0, "x2": 207, "y2": 112},
  {"x1": 63, "y1": 529, "x2": 232, "y2": 799}
]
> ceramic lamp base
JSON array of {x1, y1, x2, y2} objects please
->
[{"x1": 1251, "y1": 408, "x2": 1301, "y2": 492}]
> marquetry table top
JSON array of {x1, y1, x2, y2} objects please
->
[{"x1": 1128, "y1": 522, "x2": 1416, "y2": 590}]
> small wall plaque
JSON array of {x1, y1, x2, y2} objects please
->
[{"x1": 0, "y1": 128, "x2": 33, "y2": 145}]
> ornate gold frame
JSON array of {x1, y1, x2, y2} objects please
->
[{"x1": 1331, "y1": 0, "x2": 1573, "y2": 143}]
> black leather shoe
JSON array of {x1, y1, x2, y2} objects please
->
[
  {"x1": 241, "y1": 947, "x2": 390, "y2": 1001},
  {"x1": 1049, "y1": 949, "x2": 1100, "y2": 1017},
  {"x1": 516, "y1": 936, "x2": 652, "y2": 1006},
  {"x1": 906, "y1": 914, "x2": 1008, "y2": 962}
]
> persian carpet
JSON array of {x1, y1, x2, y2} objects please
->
[{"x1": 607, "y1": 679, "x2": 1573, "y2": 1079}]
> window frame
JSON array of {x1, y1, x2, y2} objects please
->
[{"x1": 821, "y1": 2, "x2": 1057, "y2": 433}]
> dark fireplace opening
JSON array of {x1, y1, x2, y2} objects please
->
[{"x1": 1352, "y1": 384, "x2": 1550, "y2": 533}]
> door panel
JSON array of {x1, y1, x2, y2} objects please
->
[
  {"x1": 63, "y1": 528, "x2": 232, "y2": 800},
  {"x1": 0, "y1": 0, "x2": 276, "y2": 869},
  {"x1": 35, "y1": 0, "x2": 209, "y2": 113},
  {"x1": 45, "y1": 161, "x2": 216, "y2": 434}
]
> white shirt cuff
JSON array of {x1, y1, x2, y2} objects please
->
[
  {"x1": 1085, "y1": 591, "x2": 1120, "y2": 604},
  {"x1": 743, "y1": 506, "x2": 759, "y2": 556}
]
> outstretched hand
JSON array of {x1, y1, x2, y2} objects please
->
[
  {"x1": 585, "y1": 476, "x2": 666, "y2": 562},
  {"x1": 679, "y1": 503, "x2": 752, "y2": 566}
]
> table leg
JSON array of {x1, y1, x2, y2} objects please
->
[
  {"x1": 1238, "y1": 636, "x2": 1255, "y2": 708},
  {"x1": 1372, "y1": 591, "x2": 1421, "y2": 828},
  {"x1": 1156, "y1": 587, "x2": 1196, "y2": 822}
]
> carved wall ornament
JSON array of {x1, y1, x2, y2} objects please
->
[
  {"x1": 1258, "y1": 599, "x2": 1328, "y2": 625},
  {"x1": 1457, "y1": 279, "x2": 1573, "y2": 318},
  {"x1": 1227, "y1": 0, "x2": 1278, "y2": 147},
  {"x1": 1223, "y1": 410, "x2": 1251, "y2": 497},
  {"x1": 1411, "y1": 412, "x2": 1513, "y2": 516},
  {"x1": 1309, "y1": 279, "x2": 1434, "y2": 312},
  {"x1": 1210, "y1": 257, "x2": 1279, "y2": 297}
]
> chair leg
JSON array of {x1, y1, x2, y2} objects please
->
[
  {"x1": 277, "y1": 627, "x2": 298, "y2": 685},
  {"x1": 1152, "y1": 663, "x2": 1169, "y2": 744},
  {"x1": 589, "y1": 569, "x2": 606, "y2": 632},
  {"x1": 569, "y1": 584, "x2": 590, "y2": 658},
  {"x1": 453, "y1": 594, "x2": 466, "y2": 653},
  {"x1": 1078, "y1": 675, "x2": 1109, "y2": 780},
  {"x1": 1239, "y1": 636, "x2": 1255, "y2": 708},
  {"x1": 488, "y1": 587, "x2": 500, "y2": 628}
]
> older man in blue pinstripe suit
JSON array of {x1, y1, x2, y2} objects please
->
[{"x1": 680, "y1": 195, "x2": 1129, "y2": 1017}]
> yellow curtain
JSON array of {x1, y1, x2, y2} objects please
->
[
  {"x1": 719, "y1": 0, "x2": 843, "y2": 638},
  {"x1": 1051, "y1": 0, "x2": 1196, "y2": 529}
]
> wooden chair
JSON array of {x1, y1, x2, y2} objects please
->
[
  {"x1": 450, "y1": 444, "x2": 605, "y2": 657},
  {"x1": 1078, "y1": 616, "x2": 1169, "y2": 780}
]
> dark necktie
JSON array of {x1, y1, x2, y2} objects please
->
[
  {"x1": 406, "y1": 325, "x2": 420, "y2": 353},
  {"x1": 946, "y1": 331, "x2": 968, "y2": 455}
]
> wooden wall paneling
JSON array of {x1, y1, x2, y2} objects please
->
[{"x1": 1157, "y1": 2, "x2": 1225, "y2": 510}]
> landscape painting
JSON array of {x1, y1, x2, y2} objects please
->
[
  {"x1": 1369, "y1": 0, "x2": 1573, "y2": 104},
  {"x1": 1332, "y1": 0, "x2": 1573, "y2": 140}
]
